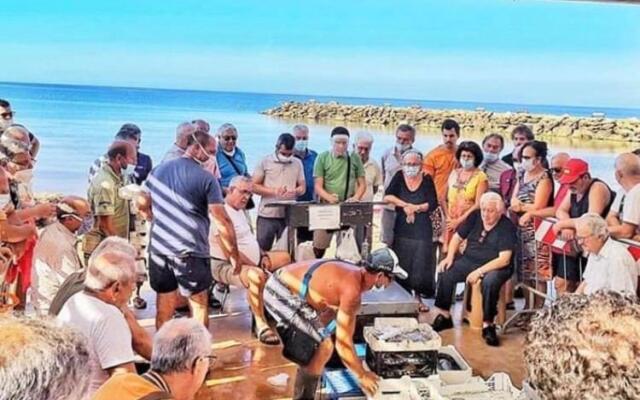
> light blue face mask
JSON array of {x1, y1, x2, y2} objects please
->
[
  {"x1": 0, "y1": 194, "x2": 11, "y2": 209},
  {"x1": 460, "y1": 159, "x2": 475, "y2": 170},
  {"x1": 294, "y1": 140, "x2": 308, "y2": 152}
]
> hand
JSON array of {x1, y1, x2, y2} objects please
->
[
  {"x1": 446, "y1": 217, "x2": 461, "y2": 231},
  {"x1": 326, "y1": 193, "x2": 340, "y2": 204},
  {"x1": 437, "y1": 257, "x2": 453, "y2": 273},
  {"x1": 35, "y1": 202, "x2": 57, "y2": 219},
  {"x1": 275, "y1": 186, "x2": 288, "y2": 197},
  {"x1": 519, "y1": 212, "x2": 532, "y2": 227},
  {"x1": 405, "y1": 213, "x2": 415, "y2": 224},
  {"x1": 510, "y1": 198, "x2": 523, "y2": 213},
  {"x1": 358, "y1": 371, "x2": 380, "y2": 397},
  {"x1": 560, "y1": 229, "x2": 575, "y2": 241},
  {"x1": 403, "y1": 204, "x2": 418, "y2": 217},
  {"x1": 345, "y1": 196, "x2": 359, "y2": 203},
  {"x1": 282, "y1": 189, "x2": 297, "y2": 200},
  {"x1": 466, "y1": 269, "x2": 483, "y2": 284},
  {"x1": 24, "y1": 219, "x2": 38, "y2": 236}
]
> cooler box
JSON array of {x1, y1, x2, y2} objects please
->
[{"x1": 363, "y1": 318, "x2": 441, "y2": 379}]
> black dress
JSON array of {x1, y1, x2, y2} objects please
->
[{"x1": 385, "y1": 171, "x2": 438, "y2": 297}]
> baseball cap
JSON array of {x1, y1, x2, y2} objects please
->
[
  {"x1": 559, "y1": 158, "x2": 589, "y2": 185},
  {"x1": 364, "y1": 247, "x2": 408, "y2": 280}
]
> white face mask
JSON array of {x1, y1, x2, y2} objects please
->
[
  {"x1": 13, "y1": 168, "x2": 34, "y2": 184},
  {"x1": 483, "y1": 152, "x2": 498, "y2": 163},
  {"x1": 395, "y1": 142, "x2": 411, "y2": 153},
  {"x1": 403, "y1": 165, "x2": 420, "y2": 177},
  {"x1": 277, "y1": 153, "x2": 293, "y2": 163},
  {"x1": 123, "y1": 164, "x2": 136, "y2": 177},
  {"x1": 0, "y1": 194, "x2": 11, "y2": 208},
  {"x1": 521, "y1": 159, "x2": 535, "y2": 172},
  {"x1": 460, "y1": 159, "x2": 474, "y2": 170}
]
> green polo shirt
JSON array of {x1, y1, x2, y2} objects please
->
[
  {"x1": 313, "y1": 151, "x2": 365, "y2": 202},
  {"x1": 88, "y1": 164, "x2": 130, "y2": 239}
]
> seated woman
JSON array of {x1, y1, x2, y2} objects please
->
[
  {"x1": 431, "y1": 192, "x2": 516, "y2": 347},
  {"x1": 384, "y1": 150, "x2": 438, "y2": 312},
  {"x1": 443, "y1": 141, "x2": 488, "y2": 250}
]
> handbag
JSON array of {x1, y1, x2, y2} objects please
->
[
  {"x1": 276, "y1": 260, "x2": 337, "y2": 366},
  {"x1": 221, "y1": 151, "x2": 255, "y2": 210},
  {"x1": 335, "y1": 228, "x2": 362, "y2": 263}
]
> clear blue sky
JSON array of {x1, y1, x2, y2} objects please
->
[{"x1": 2, "y1": 0, "x2": 639, "y2": 107}]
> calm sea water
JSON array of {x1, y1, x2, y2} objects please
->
[{"x1": 1, "y1": 81, "x2": 638, "y2": 195}]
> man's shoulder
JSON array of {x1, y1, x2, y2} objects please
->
[
  {"x1": 89, "y1": 166, "x2": 118, "y2": 192},
  {"x1": 94, "y1": 373, "x2": 161, "y2": 400},
  {"x1": 381, "y1": 147, "x2": 396, "y2": 159},
  {"x1": 627, "y1": 183, "x2": 640, "y2": 200}
]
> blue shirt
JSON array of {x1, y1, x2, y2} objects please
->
[
  {"x1": 295, "y1": 149, "x2": 318, "y2": 202},
  {"x1": 216, "y1": 147, "x2": 249, "y2": 189},
  {"x1": 146, "y1": 157, "x2": 223, "y2": 257},
  {"x1": 134, "y1": 152, "x2": 153, "y2": 184}
]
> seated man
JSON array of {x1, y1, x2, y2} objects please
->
[
  {"x1": 575, "y1": 213, "x2": 638, "y2": 295},
  {"x1": 210, "y1": 176, "x2": 291, "y2": 345},
  {"x1": 432, "y1": 192, "x2": 516, "y2": 346},
  {"x1": 56, "y1": 250, "x2": 141, "y2": 395},
  {"x1": 94, "y1": 318, "x2": 213, "y2": 400},
  {"x1": 525, "y1": 291, "x2": 640, "y2": 399},
  {"x1": 0, "y1": 314, "x2": 90, "y2": 400},
  {"x1": 263, "y1": 247, "x2": 408, "y2": 399}
]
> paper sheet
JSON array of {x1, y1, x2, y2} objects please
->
[{"x1": 308, "y1": 205, "x2": 341, "y2": 230}]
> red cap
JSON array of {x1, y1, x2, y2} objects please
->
[{"x1": 559, "y1": 158, "x2": 589, "y2": 184}]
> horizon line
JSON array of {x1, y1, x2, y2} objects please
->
[{"x1": 1, "y1": 79, "x2": 639, "y2": 113}]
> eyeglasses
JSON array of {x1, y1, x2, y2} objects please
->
[
  {"x1": 0, "y1": 112, "x2": 14, "y2": 120},
  {"x1": 192, "y1": 354, "x2": 217, "y2": 370},
  {"x1": 222, "y1": 136, "x2": 237, "y2": 142},
  {"x1": 550, "y1": 167, "x2": 563, "y2": 173}
]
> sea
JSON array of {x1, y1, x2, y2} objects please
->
[{"x1": 1, "y1": 81, "x2": 639, "y2": 196}]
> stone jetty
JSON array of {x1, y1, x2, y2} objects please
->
[{"x1": 263, "y1": 101, "x2": 640, "y2": 142}]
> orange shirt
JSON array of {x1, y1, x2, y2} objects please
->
[
  {"x1": 92, "y1": 372, "x2": 174, "y2": 400},
  {"x1": 423, "y1": 145, "x2": 458, "y2": 203}
]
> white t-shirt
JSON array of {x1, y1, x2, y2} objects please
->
[
  {"x1": 583, "y1": 238, "x2": 638, "y2": 295},
  {"x1": 57, "y1": 291, "x2": 134, "y2": 395},
  {"x1": 622, "y1": 183, "x2": 640, "y2": 234},
  {"x1": 210, "y1": 203, "x2": 260, "y2": 265}
]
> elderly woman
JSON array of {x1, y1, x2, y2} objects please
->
[
  {"x1": 432, "y1": 192, "x2": 516, "y2": 346},
  {"x1": 509, "y1": 141, "x2": 553, "y2": 306},
  {"x1": 384, "y1": 150, "x2": 438, "y2": 311},
  {"x1": 444, "y1": 141, "x2": 488, "y2": 248}
]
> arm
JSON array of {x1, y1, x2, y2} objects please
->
[
  {"x1": 251, "y1": 175, "x2": 277, "y2": 197},
  {"x1": 609, "y1": 222, "x2": 638, "y2": 239},
  {"x1": 335, "y1": 288, "x2": 379, "y2": 396},
  {"x1": 575, "y1": 280, "x2": 587, "y2": 294},
  {"x1": 314, "y1": 177, "x2": 339, "y2": 203},
  {"x1": 11, "y1": 203, "x2": 56, "y2": 221},
  {"x1": 350, "y1": 176, "x2": 366, "y2": 201},
  {"x1": 587, "y1": 182, "x2": 611, "y2": 215},
  {"x1": 136, "y1": 192, "x2": 152, "y2": 221},
  {"x1": 97, "y1": 215, "x2": 117, "y2": 236},
  {"x1": 438, "y1": 233, "x2": 463, "y2": 271},
  {"x1": 521, "y1": 178, "x2": 553, "y2": 213},
  {"x1": 467, "y1": 250, "x2": 513, "y2": 284},
  {"x1": 0, "y1": 219, "x2": 37, "y2": 242},
  {"x1": 121, "y1": 307, "x2": 153, "y2": 360},
  {"x1": 209, "y1": 204, "x2": 240, "y2": 272}
]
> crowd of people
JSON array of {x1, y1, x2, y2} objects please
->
[{"x1": 1, "y1": 95, "x2": 639, "y2": 400}]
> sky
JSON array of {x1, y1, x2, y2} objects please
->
[{"x1": 2, "y1": 0, "x2": 640, "y2": 108}]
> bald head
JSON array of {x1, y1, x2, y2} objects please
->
[
  {"x1": 61, "y1": 195, "x2": 90, "y2": 215},
  {"x1": 615, "y1": 153, "x2": 640, "y2": 177}
]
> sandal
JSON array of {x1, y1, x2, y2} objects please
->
[{"x1": 257, "y1": 326, "x2": 281, "y2": 346}]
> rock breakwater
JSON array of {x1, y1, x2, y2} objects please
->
[{"x1": 263, "y1": 101, "x2": 640, "y2": 142}]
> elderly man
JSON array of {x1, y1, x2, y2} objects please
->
[
  {"x1": 480, "y1": 133, "x2": 511, "y2": 193},
  {"x1": 253, "y1": 133, "x2": 306, "y2": 251},
  {"x1": 432, "y1": 192, "x2": 516, "y2": 346},
  {"x1": 293, "y1": 124, "x2": 318, "y2": 242},
  {"x1": 57, "y1": 250, "x2": 139, "y2": 394},
  {"x1": 163, "y1": 121, "x2": 196, "y2": 162},
  {"x1": 216, "y1": 123, "x2": 250, "y2": 192},
  {"x1": 525, "y1": 291, "x2": 640, "y2": 400},
  {"x1": 88, "y1": 140, "x2": 137, "y2": 241},
  {"x1": 211, "y1": 176, "x2": 291, "y2": 344},
  {"x1": 502, "y1": 124, "x2": 534, "y2": 166},
  {"x1": 354, "y1": 131, "x2": 383, "y2": 202},
  {"x1": 312, "y1": 126, "x2": 366, "y2": 257},
  {"x1": 94, "y1": 318, "x2": 213, "y2": 400},
  {"x1": 380, "y1": 124, "x2": 416, "y2": 246},
  {"x1": 264, "y1": 247, "x2": 407, "y2": 399},
  {"x1": 0, "y1": 315, "x2": 90, "y2": 400},
  {"x1": 607, "y1": 153, "x2": 640, "y2": 240},
  {"x1": 553, "y1": 158, "x2": 615, "y2": 292},
  {"x1": 145, "y1": 130, "x2": 239, "y2": 328},
  {"x1": 0, "y1": 98, "x2": 40, "y2": 157},
  {"x1": 30, "y1": 196, "x2": 91, "y2": 314},
  {"x1": 574, "y1": 214, "x2": 638, "y2": 295}
]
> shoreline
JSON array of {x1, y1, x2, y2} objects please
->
[{"x1": 263, "y1": 101, "x2": 640, "y2": 143}]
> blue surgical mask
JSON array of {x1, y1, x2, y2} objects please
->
[
  {"x1": 294, "y1": 140, "x2": 308, "y2": 152},
  {"x1": 483, "y1": 152, "x2": 498, "y2": 163},
  {"x1": 370, "y1": 284, "x2": 385, "y2": 293},
  {"x1": 460, "y1": 159, "x2": 474, "y2": 170}
]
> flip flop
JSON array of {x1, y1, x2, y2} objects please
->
[{"x1": 257, "y1": 327, "x2": 281, "y2": 346}]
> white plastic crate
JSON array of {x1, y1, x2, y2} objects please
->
[{"x1": 363, "y1": 318, "x2": 441, "y2": 352}]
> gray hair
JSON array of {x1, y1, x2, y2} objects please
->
[
  {"x1": 576, "y1": 213, "x2": 609, "y2": 241},
  {"x1": 228, "y1": 175, "x2": 252, "y2": 189},
  {"x1": 480, "y1": 192, "x2": 505, "y2": 212},
  {"x1": 84, "y1": 250, "x2": 136, "y2": 291},
  {"x1": 355, "y1": 131, "x2": 374, "y2": 145},
  {"x1": 525, "y1": 291, "x2": 640, "y2": 400},
  {"x1": 87, "y1": 236, "x2": 137, "y2": 267},
  {"x1": 0, "y1": 315, "x2": 90, "y2": 400},
  {"x1": 217, "y1": 123, "x2": 237, "y2": 136},
  {"x1": 150, "y1": 318, "x2": 212, "y2": 374},
  {"x1": 175, "y1": 121, "x2": 195, "y2": 142},
  {"x1": 292, "y1": 124, "x2": 309, "y2": 135},
  {"x1": 401, "y1": 149, "x2": 423, "y2": 162}
]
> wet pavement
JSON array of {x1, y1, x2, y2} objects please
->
[{"x1": 134, "y1": 286, "x2": 526, "y2": 400}]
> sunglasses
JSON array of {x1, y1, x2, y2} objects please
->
[
  {"x1": 222, "y1": 136, "x2": 237, "y2": 142},
  {"x1": 478, "y1": 229, "x2": 488, "y2": 244},
  {"x1": 550, "y1": 167, "x2": 563, "y2": 173},
  {"x1": 0, "y1": 112, "x2": 14, "y2": 120}
]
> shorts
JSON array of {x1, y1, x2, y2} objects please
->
[
  {"x1": 263, "y1": 272, "x2": 325, "y2": 344},
  {"x1": 313, "y1": 229, "x2": 335, "y2": 250},
  {"x1": 551, "y1": 253, "x2": 587, "y2": 282},
  {"x1": 148, "y1": 253, "x2": 212, "y2": 297}
]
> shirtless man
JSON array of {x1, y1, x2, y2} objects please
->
[{"x1": 263, "y1": 247, "x2": 408, "y2": 399}]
